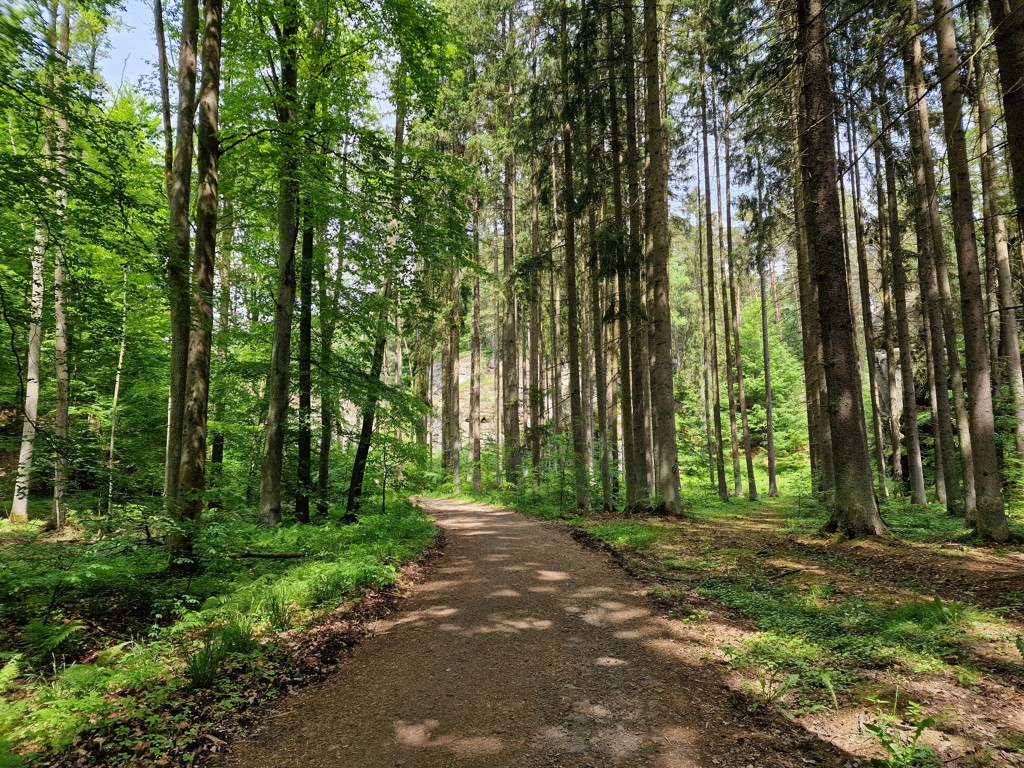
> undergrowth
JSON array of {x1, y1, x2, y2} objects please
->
[{"x1": 0, "y1": 497, "x2": 436, "y2": 766}]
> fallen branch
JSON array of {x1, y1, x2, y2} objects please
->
[{"x1": 229, "y1": 552, "x2": 310, "y2": 559}]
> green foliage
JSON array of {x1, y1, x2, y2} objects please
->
[
  {"x1": 18, "y1": 620, "x2": 85, "y2": 666},
  {"x1": 185, "y1": 619, "x2": 259, "y2": 690},
  {"x1": 862, "y1": 699, "x2": 940, "y2": 768},
  {"x1": 587, "y1": 522, "x2": 662, "y2": 550},
  {"x1": 0, "y1": 499, "x2": 437, "y2": 763}
]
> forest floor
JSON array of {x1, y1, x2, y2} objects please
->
[{"x1": 211, "y1": 494, "x2": 1023, "y2": 768}]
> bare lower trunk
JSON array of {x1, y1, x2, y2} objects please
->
[
  {"x1": 296, "y1": 225, "x2": 313, "y2": 523},
  {"x1": 106, "y1": 268, "x2": 129, "y2": 517},
  {"x1": 973, "y1": 21, "x2": 1024, "y2": 459},
  {"x1": 714, "y1": 119, "x2": 741, "y2": 498},
  {"x1": 986, "y1": 0, "x2": 1024, "y2": 240},
  {"x1": 643, "y1": 0, "x2": 681, "y2": 514},
  {"x1": 562, "y1": 8, "x2": 589, "y2": 511},
  {"x1": 723, "y1": 124, "x2": 756, "y2": 501},
  {"x1": 471, "y1": 195, "x2": 483, "y2": 493},
  {"x1": 502, "y1": 152, "x2": 521, "y2": 486},
  {"x1": 880, "y1": 104, "x2": 926, "y2": 504},
  {"x1": 933, "y1": 0, "x2": 1009, "y2": 541},
  {"x1": 701, "y1": 63, "x2": 728, "y2": 502},
  {"x1": 163, "y1": 0, "x2": 199, "y2": 513},
  {"x1": 846, "y1": 107, "x2": 889, "y2": 497},
  {"x1": 799, "y1": 0, "x2": 885, "y2": 537},
  {"x1": 607, "y1": 6, "x2": 635, "y2": 507},
  {"x1": 902, "y1": 2, "x2": 962, "y2": 512},
  {"x1": 623, "y1": 0, "x2": 650, "y2": 506},
  {"x1": 169, "y1": 0, "x2": 220, "y2": 565},
  {"x1": 760, "y1": 257, "x2": 778, "y2": 498},
  {"x1": 51, "y1": 2, "x2": 70, "y2": 528},
  {"x1": 876, "y1": 147, "x2": 903, "y2": 492},
  {"x1": 10, "y1": 231, "x2": 45, "y2": 524}
]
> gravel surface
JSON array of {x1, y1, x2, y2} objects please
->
[{"x1": 219, "y1": 498, "x2": 862, "y2": 768}]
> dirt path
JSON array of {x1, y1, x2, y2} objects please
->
[{"x1": 218, "y1": 499, "x2": 863, "y2": 768}]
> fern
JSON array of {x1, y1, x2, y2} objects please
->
[
  {"x1": 20, "y1": 620, "x2": 84, "y2": 665},
  {"x1": 0, "y1": 657, "x2": 20, "y2": 694}
]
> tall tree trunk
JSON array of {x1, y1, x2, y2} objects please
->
[
  {"x1": 295, "y1": 224, "x2": 313, "y2": 523},
  {"x1": 586, "y1": 102, "x2": 613, "y2": 510},
  {"x1": 317, "y1": 218, "x2": 342, "y2": 519},
  {"x1": 10, "y1": 231, "x2": 44, "y2": 524},
  {"x1": 791, "y1": 56, "x2": 832, "y2": 501},
  {"x1": 257, "y1": 0, "x2": 300, "y2": 526},
  {"x1": 756, "y1": 167, "x2": 779, "y2": 501},
  {"x1": 51, "y1": 1, "x2": 70, "y2": 529},
  {"x1": 846, "y1": 102, "x2": 889, "y2": 497},
  {"x1": 623, "y1": 0, "x2": 650, "y2": 506},
  {"x1": 972, "y1": 8, "x2": 1024, "y2": 459},
  {"x1": 798, "y1": 0, "x2": 886, "y2": 537},
  {"x1": 561, "y1": 7, "x2": 589, "y2": 511},
  {"x1": 902, "y1": 2, "x2": 962, "y2": 512},
  {"x1": 164, "y1": 0, "x2": 199, "y2": 513},
  {"x1": 876, "y1": 146, "x2": 903, "y2": 492},
  {"x1": 502, "y1": 151, "x2": 521, "y2": 486},
  {"x1": 607, "y1": 5, "x2": 636, "y2": 507},
  {"x1": 724, "y1": 120, "x2": 757, "y2": 501},
  {"x1": 643, "y1": 0, "x2": 682, "y2": 514},
  {"x1": 986, "y1": 0, "x2": 1024, "y2": 240},
  {"x1": 701, "y1": 59, "x2": 728, "y2": 502},
  {"x1": 210, "y1": 196, "x2": 233, "y2": 498},
  {"x1": 106, "y1": 267, "x2": 129, "y2": 517},
  {"x1": 529, "y1": 161, "x2": 543, "y2": 482},
  {"x1": 471, "y1": 195, "x2": 483, "y2": 493},
  {"x1": 447, "y1": 267, "x2": 462, "y2": 491},
  {"x1": 933, "y1": 0, "x2": 1009, "y2": 540},
  {"x1": 714, "y1": 115, "x2": 741, "y2": 498},
  {"x1": 170, "y1": 0, "x2": 221, "y2": 565},
  {"x1": 880, "y1": 95, "x2": 927, "y2": 504}
]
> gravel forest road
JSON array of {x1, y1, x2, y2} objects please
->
[{"x1": 219, "y1": 498, "x2": 862, "y2": 768}]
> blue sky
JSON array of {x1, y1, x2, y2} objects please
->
[{"x1": 97, "y1": 0, "x2": 155, "y2": 92}]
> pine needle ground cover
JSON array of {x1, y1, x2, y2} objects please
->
[
  {"x1": 0, "y1": 499, "x2": 437, "y2": 767},
  {"x1": 472, "y1": 481, "x2": 1024, "y2": 767}
]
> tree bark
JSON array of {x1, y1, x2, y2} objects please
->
[
  {"x1": 933, "y1": 0, "x2": 1009, "y2": 540},
  {"x1": 502, "y1": 150, "x2": 521, "y2": 486},
  {"x1": 471, "y1": 194, "x2": 483, "y2": 493},
  {"x1": 607, "y1": 4, "x2": 636, "y2": 508},
  {"x1": 798, "y1": 0, "x2": 886, "y2": 537},
  {"x1": 561, "y1": 7, "x2": 589, "y2": 511},
  {"x1": 986, "y1": 0, "x2": 1024, "y2": 239},
  {"x1": 880, "y1": 96, "x2": 926, "y2": 504},
  {"x1": 51, "y1": 1, "x2": 70, "y2": 529},
  {"x1": 623, "y1": 0, "x2": 650, "y2": 506},
  {"x1": 972, "y1": 9, "x2": 1024, "y2": 460},
  {"x1": 257, "y1": 0, "x2": 300, "y2": 526},
  {"x1": 169, "y1": 0, "x2": 220, "y2": 565},
  {"x1": 724, "y1": 120, "x2": 756, "y2": 501},
  {"x1": 529, "y1": 160, "x2": 543, "y2": 483},
  {"x1": 902, "y1": 2, "x2": 963, "y2": 512},
  {"x1": 10, "y1": 230, "x2": 44, "y2": 524},
  {"x1": 643, "y1": 0, "x2": 682, "y2": 514},
  {"x1": 714, "y1": 114, "x2": 741, "y2": 498},
  {"x1": 295, "y1": 224, "x2": 313, "y2": 523},
  {"x1": 163, "y1": 0, "x2": 199, "y2": 513},
  {"x1": 845, "y1": 103, "x2": 889, "y2": 498},
  {"x1": 701, "y1": 60, "x2": 728, "y2": 502}
]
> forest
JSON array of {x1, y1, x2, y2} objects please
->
[{"x1": 1, "y1": 0, "x2": 1024, "y2": 764}]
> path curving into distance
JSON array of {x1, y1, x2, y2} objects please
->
[{"x1": 218, "y1": 498, "x2": 863, "y2": 768}]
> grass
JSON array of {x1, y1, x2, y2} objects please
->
[{"x1": 0, "y1": 497, "x2": 437, "y2": 766}]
